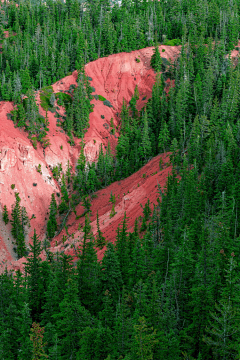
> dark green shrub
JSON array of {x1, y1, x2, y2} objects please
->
[{"x1": 103, "y1": 100, "x2": 113, "y2": 108}]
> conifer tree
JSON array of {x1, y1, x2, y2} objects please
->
[
  {"x1": 30, "y1": 323, "x2": 48, "y2": 360},
  {"x1": 96, "y1": 210, "x2": 106, "y2": 249},
  {"x1": 58, "y1": 174, "x2": 69, "y2": 214},
  {"x1": 11, "y1": 192, "x2": 28, "y2": 259},
  {"x1": 52, "y1": 278, "x2": 92, "y2": 359},
  {"x1": 133, "y1": 316, "x2": 159, "y2": 360},
  {"x1": 100, "y1": 242, "x2": 123, "y2": 304},
  {"x1": 24, "y1": 229, "x2": 43, "y2": 322},
  {"x1": 120, "y1": 98, "x2": 130, "y2": 134},
  {"x1": 47, "y1": 193, "x2": 58, "y2": 239},
  {"x1": 77, "y1": 213, "x2": 100, "y2": 310},
  {"x1": 115, "y1": 212, "x2": 129, "y2": 284},
  {"x1": 17, "y1": 303, "x2": 33, "y2": 360},
  {"x1": 2, "y1": 204, "x2": 9, "y2": 225},
  {"x1": 150, "y1": 35, "x2": 162, "y2": 72},
  {"x1": 158, "y1": 121, "x2": 170, "y2": 153},
  {"x1": 141, "y1": 109, "x2": 152, "y2": 162}
]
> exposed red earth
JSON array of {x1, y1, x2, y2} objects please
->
[
  {"x1": 0, "y1": 43, "x2": 239, "y2": 273},
  {"x1": 49, "y1": 152, "x2": 172, "y2": 264}
]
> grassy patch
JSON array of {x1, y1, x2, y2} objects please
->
[
  {"x1": 98, "y1": 95, "x2": 106, "y2": 101},
  {"x1": 163, "y1": 38, "x2": 181, "y2": 46}
]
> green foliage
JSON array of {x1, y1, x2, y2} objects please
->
[
  {"x1": 47, "y1": 193, "x2": 58, "y2": 239},
  {"x1": 52, "y1": 163, "x2": 62, "y2": 181},
  {"x1": 163, "y1": 39, "x2": 181, "y2": 46},
  {"x1": 10, "y1": 192, "x2": 29, "y2": 259},
  {"x1": 56, "y1": 92, "x2": 72, "y2": 108},
  {"x1": 133, "y1": 317, "x2": 159, "y2": 360},
  {"x1": 2, "y1": 204, "x2": 9, "y2": 225},
  {"x1": 103, "y1": 100, "x2": 113, "y2": 108},
  {"x1": 40, "y1": 86, "x2": 54, "y2": 111},
  {"x1": 98, "y1": 95, "x2": 106, "y2": 101},
  {"x1": 37, "y1": 164, "x2": 42, "y2": 174},
  {"x1": 30, "y1": 323, "x2": 48, "y2": 359},
  {"x1": 110, "y1": 204, "x2": 116, "y2": 218},
  {"x1": 2, "y1": 2, "x2": 240, "y2": 358},
  {"x1": 150, "y1": 44, "x2": 162, "y2": 72},
  {"x1": 96, "y1": 210, "x2": 106, "y2": 249}
]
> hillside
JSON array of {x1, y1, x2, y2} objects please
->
[{"x1": 0, "y1": 44, "x2": 179, "y2": 272}]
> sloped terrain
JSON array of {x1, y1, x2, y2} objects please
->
[
  {"x1": 5, "y1": 152, "x2": 171, "y2": 273},
  {"x1": 4, "y1": 41, "x2": 239, "y2": 272}
]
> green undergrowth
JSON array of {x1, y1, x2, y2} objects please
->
[
  {"x1": 40, "y1": 85, "x2": 54, "y2": 111},
  {"x1": 163, "y1": 38, "x2": 181, "y2": 46},
  {"x1": 56, "y1": 92, "x2": 72, "y2": 108},
  {"x1": 98, "y1": 94, "x2": 106, "y2": 101}
]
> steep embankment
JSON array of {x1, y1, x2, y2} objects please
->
[
  {"x1": 0, "y1": 43, "x2": 182, "y2": 273},
  {"x1": 51, "y1": 152, "x2": 172, "y2": 263},
  {"x1": 7, "y1": 152, "x2": 172, "y2": 273}
]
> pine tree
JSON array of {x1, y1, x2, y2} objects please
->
[
  {"x1": 141, "y1": 109, "x2": 152, "y2": 162},
  {"x1": 100, "y1": 242, "x2": 123, "y2": 304},
  {"x1": 52, "y1": 278, "x2": 92, "y2": 359},
  {"x1": 120, "y1": 98, "x2": 130, "y2": 134},
  {"x1": 133, "y1": 316, "x2": 159, "y2": 360},
  {"x1": 21, "y1": 67, "x2": 32, "y2": 95},
  {"x1": 77, "y1": 213, "x2": 100, "y2": 310},
  {"x1": 96, "y1": 210, "x2": 106, "y2": 249},
  {"x1": 10, "y1": 192, "x2": 28, "y2": 259},
  {"x1": 115, "y1": 212, "x2": 129, "y2": 284},
  {"x1": 58, "y1": 174, "x2": 69, "y2": 214},
  {"x1": 17, "y1": 303, "x2": 33, "y2": 360},
  {"x1": 2, "y1": 204, "x2": 9, "y2": 224},
  {"x1": 47, "y1": 193, "x2": 58, "y2": 239},
  {"x1": 158, "y1": 121, "x2": 170, "y2": 153},
  {"x1": 30, "y1": 323, "x2": 48, "y2": 360},
  {"x1": 50, "y1": 92, "x2": 55, "y2": 107},
  {"x1": 150, "y1": 35, "x2": 162, "y2": 72},
  {"x1": 24, "y1": 229, "x2": 43, "y2": 322},
  {"x1": 203, "y1": 300, "x2": 240, "y2": 359}
]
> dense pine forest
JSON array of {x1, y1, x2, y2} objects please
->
[{"x1": 1, "y1": 0, "x2": 240, "y2": 359}]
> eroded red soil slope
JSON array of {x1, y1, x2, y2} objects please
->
[{"x1": 48, "y1": 153, "x2": 172, "y2": 263}]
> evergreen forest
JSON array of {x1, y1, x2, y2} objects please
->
[{"x1": 1, "y1": 0, "x2": 240, "y2": 359}]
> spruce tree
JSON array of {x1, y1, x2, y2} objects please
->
[
  {"x1": 96, "y1": 210, "x2": 106, "y2": 249},
  {"x1": 158, "y1": 121, "x2": 170, "y2": 153},
  {"x1": 115, "y1": 212, "x2": 129, "y2": 284},
  {"x1": 141, "y1": 109, "x2": 152, "y2": 162},
  {"x1": 47, "y1": 193, "x2": 58, "y2": 239},
  {"x1": 58, "y1": 174, "x2": 69, "y2": 214},
  {"x1": 150, "y1": 35, "x2": 162, "y2": 72},
  {"x1": 24, "y1": 229, "x2": 43, "y2": 322},
  {"x1": 100, "y1": 242, "x2": 123, "y2": 304},
  {"x1": 77, "y1": 213, "x2": 100, "y2": 310},
  {"x1": 11, "y1": 192, "x2": 28, "y2": 259},
  {"x1": 2, "y1": 205, "x2": 9, "y2": 225}
]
